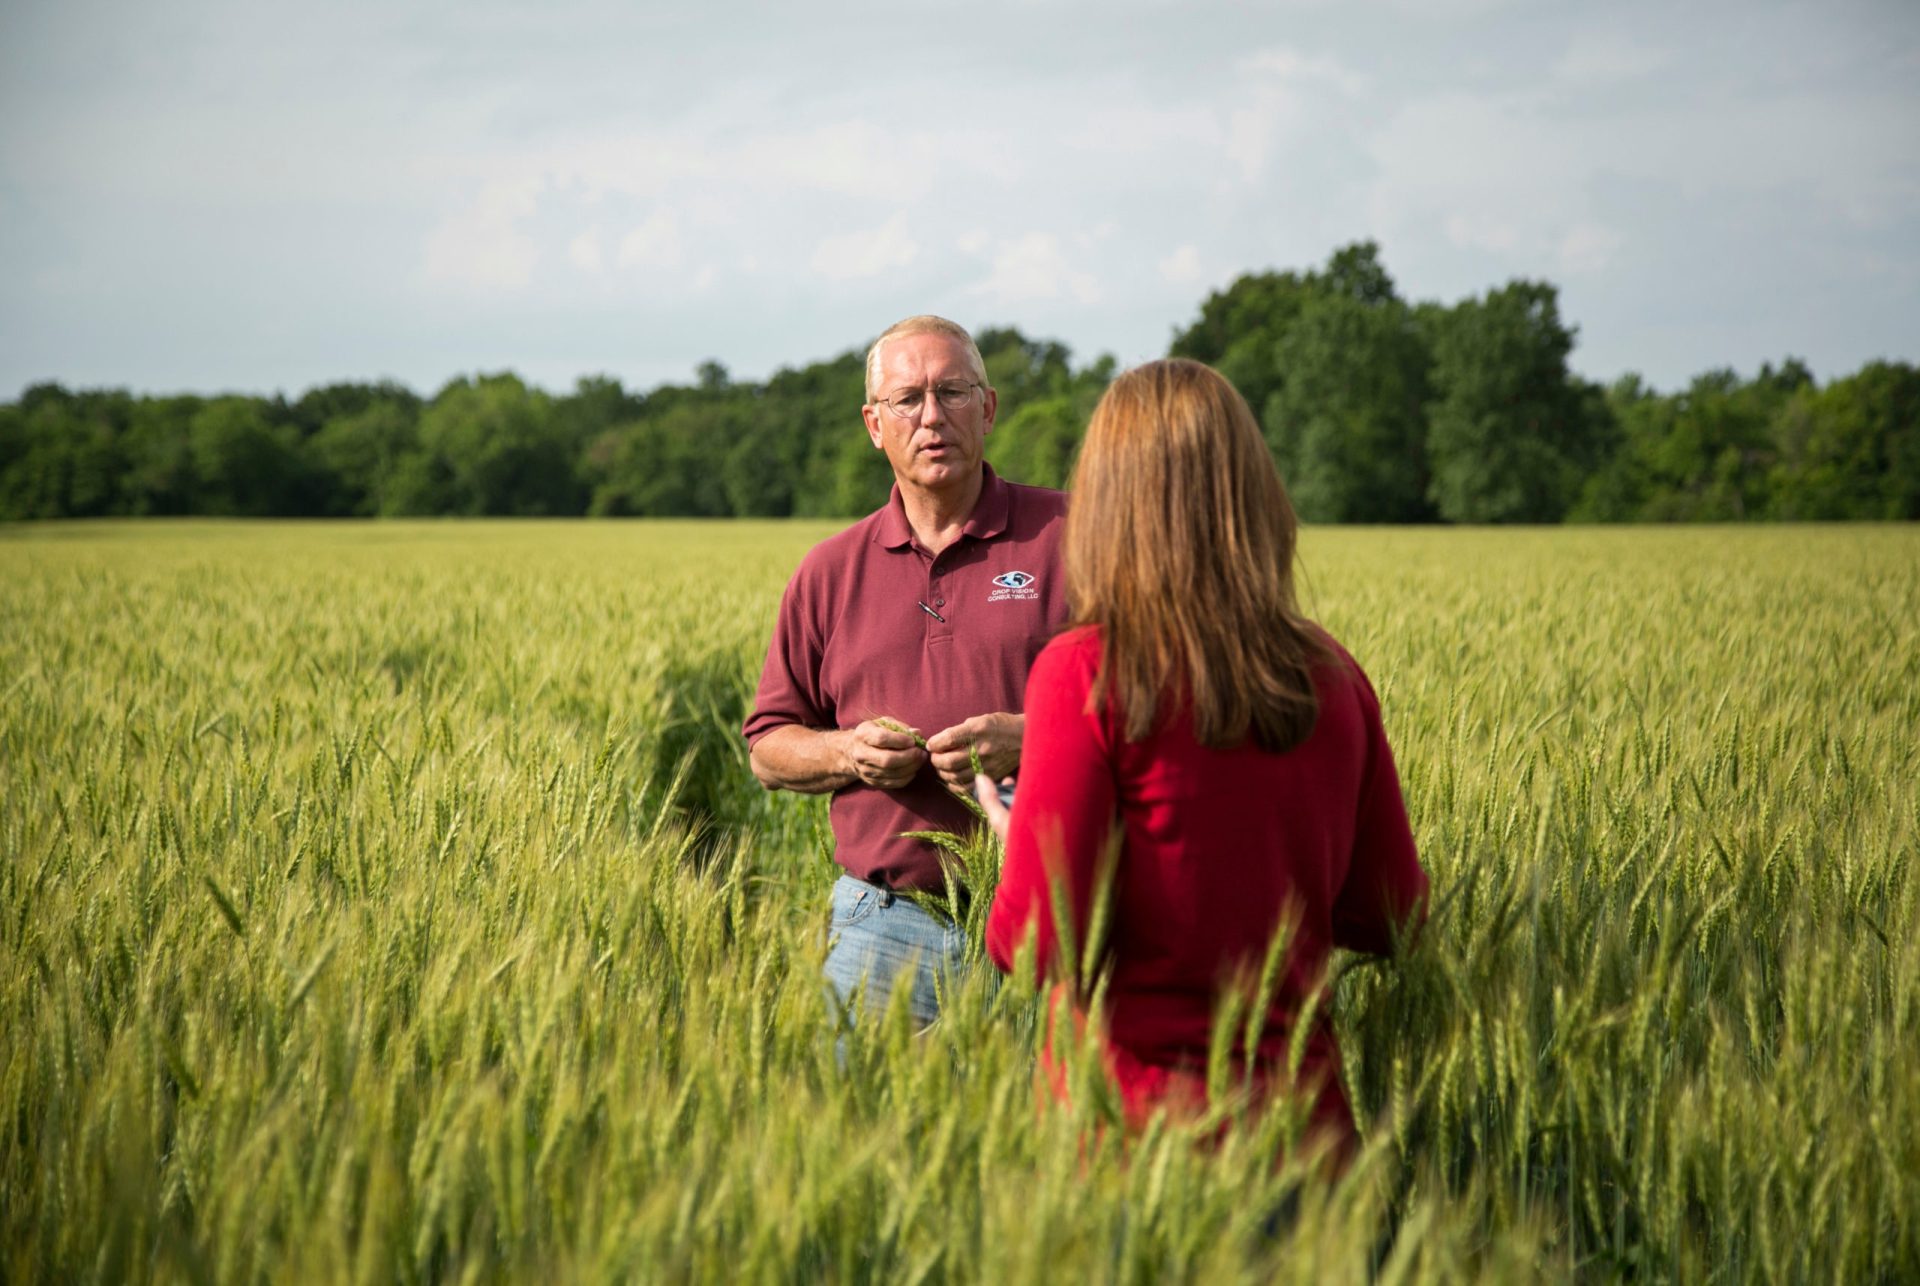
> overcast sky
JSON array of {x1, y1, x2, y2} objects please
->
[{"x1": 2, "y1": 0, "x2": 1915, "y2": 400}]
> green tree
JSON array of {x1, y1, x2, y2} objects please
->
[
  {"x1": 1171, "y1": 242, "x2": 1414, "y2": 493},
  {"x1": 286, "y1": 381, "x2": 420, "y2": 438},
  {"x1": 413, "y1": 374, "x2": 580, "y2": 515},
  {"x1": 551, "y1": 377, "x2": 642, "y2": 453},
  {"x1": 188, "y1": 397, "x2": 307, "y2": 516},
  {"x1": 0, "y1": 392, "x2": 69, "y2": 519},
  {"x1": 977, "y1": 328, "x2": 1074, "y2": 407},
  {"x1": 1423, "y1": 282, "x2": 1604, "y2": 523},
  {"x1": 0, "y1": 385, "x2": 134, "y2": 519},
  {"x1": 1568, "y1": 375, "x2": 1661, "y2": 521},
  {"x1": 1641, "y1": 365, "x2": 1802, "y2": 520},
  {"x1": 119, "y1": 397, "x2": 202, "y2": 515},
  {"x1": 1267, "y1": 290, "x2": 1432, "y2": 522},
  {"x1": 586, "y1": 404, "x2": 730, "y2": 517},
  {"x1": 816, "y1": 427, "x2": 897, "y2": 518},
  {"x1": 988, "y1": 397, "x2": 1082, "y2": 492},
  {"x1": 984, "y1": 354, "x2": 1112, "y2": 492},
  {"x1": 1170, "y1": 268, "x2": 1316, "y2": 449},
  {"x1": 1767, "y1": 361, "x2": 1920, "y2": 519},
  {"x1": 310, "y1": 398, "x2": 420, "y2": 516},
  {"x1": 761, "y1": 353, "x2": 867, "y2": 518}
]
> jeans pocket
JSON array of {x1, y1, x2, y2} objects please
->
[{"x1": 829, "y1": 877, "x2": 877, "y2": 929}]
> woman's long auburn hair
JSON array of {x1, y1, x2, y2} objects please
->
[{"x1": 1065, "y1": 358, "x2": 1329, "y2": 752}]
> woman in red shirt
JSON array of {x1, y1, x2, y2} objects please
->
[{"x1": 973, "y1": 358, "x2": 1427, "y2": 1151}]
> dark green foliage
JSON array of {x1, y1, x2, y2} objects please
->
[
  {"x1": 1170, "y1": 266, "x2": 1317, "y2": 457},
  {"x1": 309, "y1": 398, "x2": 421, "y2": 516},
  {"x1": 1269, "y1": 290, "x2": 1433, "y2": 523},
  {"x1": 286, "y1": 380, "x2": 422, "y2": 438},
  {"x1": 0, "y1": 385, "x2": 133, "y2": 518},
  {"x1": 2, "y1": 253, "x2": 1914, "y2": 523},
  {"x1": 587, "y1": 402, "x2": 736, "y2": 517},
  {"x1": 985, "y1": 351, "x2": 1113, "y2": 493},
  {"x1": 122, "y1": 396, "x2": 204, "y2": 515},
  {"x1": 978, "y1": 327, "x2": 1076, "y2": 406},
  {"x1": 1567, "y1": 358, "x2": 1916, "y2": 523},
  {"x1": 989, "y1": 396, "x2": 1087, "y2": 493},
  {"x1": 1421, "y1": 282, "x2": 1605, "y2": 523},
  {"x1": 189, "y1": 397, "x2": 311, "y2": 516},
  {"x1": 412, "y1": 373, "x2": 585, "y2": 516},
  {"x1": 738, "y1": 354, "x2": 865, "y2": 518},
  {"x1": 1764, "y1": 361, "x2": 1920, "y2": 519}
]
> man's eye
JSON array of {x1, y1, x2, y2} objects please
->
[
  {"x1": 936, "y1": 383, "x2": 971, "y2": 398},
  {"x1": 889, "y1": 390, "x2": 923, "y2": 407}
]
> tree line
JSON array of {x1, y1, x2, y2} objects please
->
[{"x1": 4, "y1": 243, "x2": 1915, "y2": 523}]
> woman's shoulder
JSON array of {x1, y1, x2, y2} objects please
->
[
  {"x1": 1035, "y1": 624, "x2": 1104, "y2": 679},
  {"x1": 1302, "y1": 622, "x2": 1383, "y2": 709},
  {"x1": 1044, "y1": 622, "x2": 1103, "y2": 653}
]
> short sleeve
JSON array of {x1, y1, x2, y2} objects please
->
[
  {"x1": 1329, "y1": 662, "x2": 1428, "y2": 955},
  {"x1": 985, "y1": 631, "x2": 1117, "y2": 982},
  {"x1": 742, "y1": 569, "x2": 832, "y2": 743}
]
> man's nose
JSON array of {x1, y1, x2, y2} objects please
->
[{"x1": 915, "y1": 388, "x2": 945, "y2": 425}]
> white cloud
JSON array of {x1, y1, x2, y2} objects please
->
[
  {"x1": 967, "y1": 232, "x2": 1101, "y2": 305},
  {"x1": 6, "y1": 0, "x2": 1917, "y2": 397},
  {"x1": 1449, "y1": 213, "x2": 1624, "y2": 277},
  {"x1": 1225, "y1": 96, "x2": 1287, "y2": 182},
  {"x1": 1367, "y1": 91, "x2": 1600, "y2": 274},
  {"x1": 454, "y1": 118, "x2": 991, "y2": 216},
  {"x1": 420, "y1": 180, "x2": 541, "y2": 291},
  {"x1": 1558, "y1": 222, "x2": 1623, "y2": 275},
  {"x1": 1239, "y1": 47, "x2": 1370, "y2": 97},
  {"x1": 811, "y1": 212, "x2": 918, "y2": 280},
  {"x1": 1553, "y1": 31, "x2": 1672, "y2": 86},
  {"x1": 616, "y1": 213, "x2": 682, "y2": 272},
  {"x1": 1443, "y1": 212, "x2": 1521, "y2": 256},
  {"x1": 1225, "y1": 46, "x2": 1368, "y2": 182},
  {"x1": 1075, "y1": 221, "x2": 1118, "y2": 249},
  {"x1": 568, "y1": 229, "x2": 604, "y2": 272},
  {"x1": 1158, "y1": 244, "x2": 1203, "y2": 284}
]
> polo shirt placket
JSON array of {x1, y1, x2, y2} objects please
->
[{"x1": 923, "y1": 547, "x2": 953, "y2": 644}]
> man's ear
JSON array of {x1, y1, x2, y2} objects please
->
[
  {"x1": 981, "y1": 387, "x2": 998, "y2": 435},
  {"x1": 862, "y1": 404, "x2": 885, "y2": 450}
]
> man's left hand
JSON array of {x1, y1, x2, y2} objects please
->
[{"x1": 926, "y1": 712, "x2": 1024, "y2": 793}]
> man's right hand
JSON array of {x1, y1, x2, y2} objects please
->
[{"x1": 839, "y1": 719, "x2": 929, "y2": 790}]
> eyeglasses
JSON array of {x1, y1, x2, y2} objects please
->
[{"x1": 871, "y1": 381, "x2": 981, "y2": 418}]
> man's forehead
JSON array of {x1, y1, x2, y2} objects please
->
[{"x1": 876, "y1": 333, "x2": 974, "y2": 384}]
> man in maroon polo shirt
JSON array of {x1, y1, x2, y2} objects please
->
[{"x1": 743, "y1": 314, "x2": 1070, "y2": 1028}]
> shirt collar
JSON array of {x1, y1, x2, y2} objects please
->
[
  {"x1": 964, "y1": 463, "x2": 1011, "y2": 540},
  {"x1": 874, "y1": 463, "x2": 1009, "y2": 550}
]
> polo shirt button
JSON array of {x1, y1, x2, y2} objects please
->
[{"x1": 935, "y1": 598, "x2": 944, "y2": 607}]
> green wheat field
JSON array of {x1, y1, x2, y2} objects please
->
[{"x1": 3, "y1": 521, "x2": 1916, "y2": 1283}]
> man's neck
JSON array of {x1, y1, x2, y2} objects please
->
[{"x1": 897, "y1": 467, "x2": 985, "y2": 557}]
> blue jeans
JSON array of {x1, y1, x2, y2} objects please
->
[{"x1": 822, "y1": 874, "x2": 966, "y2": 1029}]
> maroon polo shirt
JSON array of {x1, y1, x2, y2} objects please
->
[{"x1": 743, "y1": 465, "x2": 1069, "y2": 891}]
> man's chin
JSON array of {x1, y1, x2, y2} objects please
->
[{"x1": 905, "y1": 460, "x2": 976, "y2": 490}]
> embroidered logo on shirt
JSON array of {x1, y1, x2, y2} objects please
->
[{"x1": 987, "y1": 570, "x2": 1039, "y2": 602}]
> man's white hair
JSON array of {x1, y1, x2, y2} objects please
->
[{"x1": 864, "y1": 315, "x2": 989, "y2": 401}]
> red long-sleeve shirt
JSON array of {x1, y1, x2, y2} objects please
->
[{"x1": 985, "y1": 625, "x2": 1427, "y2": 1140}]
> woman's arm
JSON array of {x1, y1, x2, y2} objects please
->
[
  {"x1": 1330, "y1": 669, "x2": 1428, "y2": 955},
  {"x1": 981, "y1": 636, "x2": 1118, "y2": 983}
]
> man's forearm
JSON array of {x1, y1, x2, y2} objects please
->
[{"x1": 749, "y1": 724, "x2": 856, "y2": 794}]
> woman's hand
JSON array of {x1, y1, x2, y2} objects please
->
[{"x1": 973, "y1": 773, "x2": 1012, "y2": 841}]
